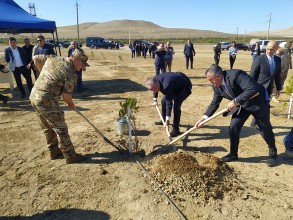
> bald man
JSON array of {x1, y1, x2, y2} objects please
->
[
  {"x1": 250, "y1": 40, "x2": 282, "y2": 128},
  {"x1": 250, "y1": 40, "x2": 282, "y2": 98}
]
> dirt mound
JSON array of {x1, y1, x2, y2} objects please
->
[{"x1": 147, "y1": 151, "x2": 242, "y2": 204}]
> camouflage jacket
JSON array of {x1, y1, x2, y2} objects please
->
[{"x1": 30, "y1": 55, "x2": 77, "y2": 102}]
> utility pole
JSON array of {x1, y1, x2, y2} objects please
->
[
  {"x1": 75, "y1": 0, "x2": 80, "y2": 45},
  {"x1": 29, "y1": 3, "x2": 36, "y2": 38},
  {"x1": 236, "y1": 27, "x2": 238, "y2": 39},
  {"x1": 267, "y1": 12, "x2": 272, "y2": 40},
  {"x1": 28, "y1": 3, "x2": 36, "y2": 16},
  {"x1": 129, "y1": 21, "x2": 131, "y2": 45}
]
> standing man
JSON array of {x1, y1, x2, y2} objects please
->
[
  {"x1": 22, "y1": 38, "x2": 37, "y2": 80},
  {"x1": 27, "y1": 35, "x2": 56, "y2": 78},
  {"x1": 4, "y1": 37, "x2": 33, "y2": 99},
  {"x1": 129, "y1": 42, "x2": 136, "y2": 58},
  {"x1": 195, "y1": 65, "x2": 278, "y2": 167},
  {"x1": 183, "y1": 39, "x2": 196, "y2": 70},
  {"x1": 214, "y1": 42, "x2": 221, "y2": 65},
  {"x1": 250, "y1": 40, "x2": 282, "y2": 99},
  {"x1": 68, "y1": 41, "x2": 83, "y2": 93},
  {"x1": 29, "y1": 49, "x2": 89, "y2": 164},
  {"x1": 165, "y1": 42, "x2": 175, "y2": 72},
  {"x1": 146, "y1": 72, "x2": 192, "y2": 137},
  {"x1": 154, "y1": 43, "x2": 166, "y2": 76}
]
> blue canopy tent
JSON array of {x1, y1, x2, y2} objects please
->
[{"x1": 0, "y1": 0, "x2": 61, "y2": 54}]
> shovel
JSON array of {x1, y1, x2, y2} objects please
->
[
  {"x1": 154, "y1": 104, "x2": 177, "y2": 151},
  {"x1": 168, "y1": 92, "x2": 259, "y2": 146},
  {"x1": 168, "y1": 107, "x2": 227, "y2": 145},
  {"x1": 74, "y1": 108, "x2": 129, "y2": 155}
]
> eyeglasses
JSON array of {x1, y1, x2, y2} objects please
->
[{"x1": 37, "y1": 39, "x2": 43, "y2": 42}]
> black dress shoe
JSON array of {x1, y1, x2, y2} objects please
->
[
  {"x1": 266, "y1": 157, "x2": 277, "y2": 167},
  {"x1": 220, "y1": 153, "x2": 238, "y2": 162},
  {"x1": 170, "y1": 128, "x2": 180, "y2": 137},
  {"x1": 154, "y1": 121, "x2": 163, "y2": 126},
  {"x1": 3, "y1": 96, "x2": 9, "y2": 104}
]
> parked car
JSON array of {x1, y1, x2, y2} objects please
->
[
  {"x1": 213, "y1": 42, "x2": 230, "y2": 50},
  {"x1": 58, "y1": 41, "x2": 70, "y2": 48},
  {"x1": 86, "y1": 37, "x2": 115, "y2": 49},
  {"x1": 247, "y1": 43, "x2": 256, "y2": 51},
  {"x1": 45, "y1": 39, "x2": 57, "y2": 47},
  {"x1": 235, "y1": 43, "x2": 248, "y2": 51},
  {"x1": 258, "y1": 40, "x2": 270, "y2": 53}
]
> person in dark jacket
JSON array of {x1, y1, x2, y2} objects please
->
[
  {"x1": 251, "y1": 41, "x2": 261, "y2": 61},
  {"x1": 195, "y1": 64, "x2": 277, "y2": 167},
  {"x1": 214, "y1": 42, "x2": 221, "y2": 65},
  {"x1": 183, "y1": 40, "x2": 196, "y2": 70},
  {"x1": 68, "y1": 41, "x2": 84, "y2": 92},
  {"x1": 22, "y1": 38, "x2": 37, "y2": 80},
  {"x1": 154, "y1": 43, "x2": 167, "y2": 76},
  {"x1": 4, "y1": 37, "x2": 33, "y2": 99},
  {"x1": 146, "y1": 72, "x2": 192, "y2": 137}
]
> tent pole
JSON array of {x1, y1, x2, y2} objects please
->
[{"x1": 54, "y1": 29, "x2": 61, "y2": 56}]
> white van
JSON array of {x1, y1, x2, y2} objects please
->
[
  {"x1": 258, "y1": 39, "x2": 284, "y2": 53},
  {"x1": 258, "y1": 40, "x2": 270, "y2": 53}
]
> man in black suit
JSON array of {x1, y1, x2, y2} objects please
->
[
  {"x1": 183, "y1": 40, "x2": 196, "y2": 70},
  {"x1": 146, "y1": 72, "x2": 192, "y2": 137},
  {"x1": 195, "y1": 64, "x2": 277, "y2": 167},
  {"x1": 22, "y1": 38, "x2": 37, "y2": 80},
  {"x1": 250, "y1": 40, "x2": 282, "y2": 99},
  {"x1": 4, "y1": 37, "x2": 33, "y2": 99}
]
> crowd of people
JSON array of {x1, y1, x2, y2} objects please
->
[{"x1": 1, "y1": 36, "x2": 293, "y2": 166}]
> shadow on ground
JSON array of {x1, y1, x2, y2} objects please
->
[{"x1": 0, "y1": 208, "x2": 110, "y2": 220}]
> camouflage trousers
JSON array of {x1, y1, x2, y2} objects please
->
[{"x1": 31, "y1": 99, "x2": 76, "y2": 158}]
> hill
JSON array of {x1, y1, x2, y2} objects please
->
[
  {"x1": 55, "y1": 19, "x2": 233, "y2": 39},
  {"x1": 247, "y1": 26, "x2": 293, "y2": 38}
]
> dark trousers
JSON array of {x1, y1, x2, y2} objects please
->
[
  {"x1": 229, "y1": 55, "x2": 236, "y2": 69},
  {"x1": 214, "y1": 55, "x2": 220, "y2": 65},
  {"x1": 131, "y1": 50, "x2": 135, "y2": 58},
  {"x1": 165, "y1": 60, "x2": 172, "y2": 72},
  {"x1": 229, "y1": 106, "x2": 276, "y2": 157},
  {"x1": 13, "y1": 66, "x2": 33, "y2": 97},
  {"x1": 29, "y1": 66, "x2": 38, "y2": 80},
  {"x1": 155, "y1": 65, "x2": 166, "y2": 76},
  {"x1": 0, "y1": 94, "x2": 8, "y2": 101},
  {"x1": 185, "y1": 55, "x2": 194, "y2": 69},
  {"x1": 161, "y1": 89, "x2": 191, "y2": 129}
]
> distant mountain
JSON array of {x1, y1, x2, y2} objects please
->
[
  {"x1": 54, "y1": 19, "x2": 233, "y2": 39},
  {"x1": 247, "y1": 26, "x2": 293, "y2": 38}
]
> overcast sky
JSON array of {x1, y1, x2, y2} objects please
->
[{"x1": 15, "y1": 0, "x2": 293, "y2": 34}]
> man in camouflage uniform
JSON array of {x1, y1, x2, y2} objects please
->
[{"x1": 29, "y1": 49, "x2": 88, "y2": 164}]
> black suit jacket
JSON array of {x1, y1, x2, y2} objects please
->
[
  {"x1": 204, "y1": 69, "x2": 267, "y2": 117},
  {"x1": 250, "y1": 54, "x2": 282, "y2": 95},
  {"x1": 4, "y1": 46, "x2": 28, "y2": 66},
  {"x1": 154, "y1": 72, "x2": 192, "y2": 117},
  {"x1": 184, "y1": 44, "x2": 195, "y2": 56}
]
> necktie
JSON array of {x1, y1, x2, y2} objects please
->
[{"x1": 269, "y1": 57, "x2": 274, "y2": 74}]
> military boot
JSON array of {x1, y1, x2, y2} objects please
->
[
  {"x1": 50, "y1": 148, "x2": 64, "y2": 160},
  {"x1": 65, "y1": 153, "x2": 86, "y2": 164}
]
